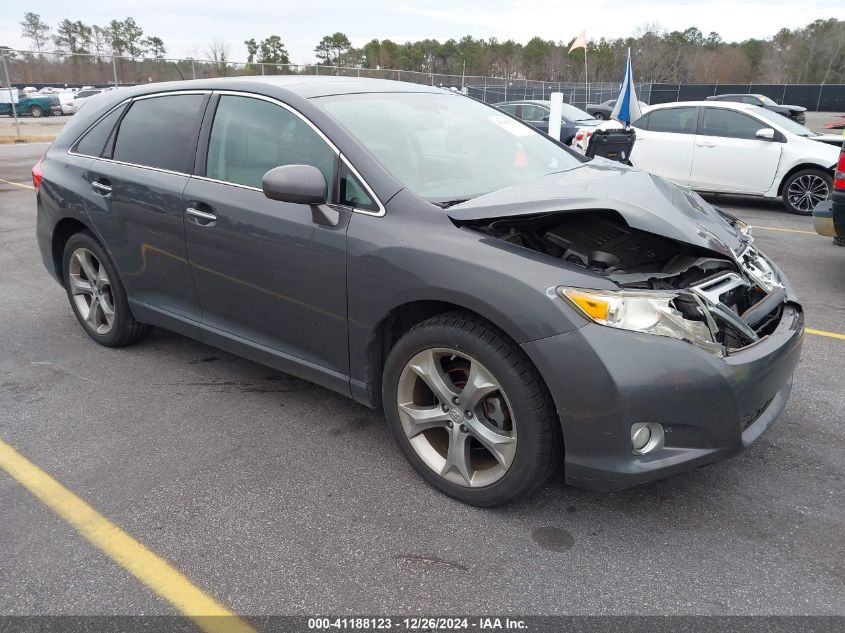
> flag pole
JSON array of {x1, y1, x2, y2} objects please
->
[{"x1": 584, "y1": 46, "x2": 588, "y2": 108}]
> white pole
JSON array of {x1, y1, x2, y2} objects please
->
[
  {"x1": 548, "y1": 92, "x2": 564, "y2": 141},
  {"x1": 2, "y1": 52, "x2": 22, "y2": 143}
]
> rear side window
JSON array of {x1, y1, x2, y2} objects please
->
[
  {"x1": 73, "y1": 104, "x2": 126, "y2": 157},
  {"x1": 206, "y1": 95, "x2": 336, "y2": 193},
  {"x1": 647, "y1": 107, "x2": 698, "y2": 134},
  {"x1": 700, "y1": 108, "x2": 765, "y2": 140},
  {"x1": 521, "y1": 104, "x2": 549, "y2": 121},
  {"x1": 496, "y1": 104, "x2": 518, "y2": 116},
  {"x1": 112, "y1": 94, "x2": 205, "y2": 173}
]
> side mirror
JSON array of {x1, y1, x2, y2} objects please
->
[
  {"x1": 755, "y1": 128, "x2": 776, "y2": 141},
  {"x1": 262, "y1": 164, "x2": 340, "y2": 227},
  {"x1": 262, "y1": 164, "x2": 327, "y2": 205}
]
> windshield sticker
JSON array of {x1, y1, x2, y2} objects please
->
[{"x1": 488, "y1": 114, "x2": 534, "y2": 137}]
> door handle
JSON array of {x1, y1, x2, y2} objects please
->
[
  {"x1": 696, "y1": 142, "x2": 716, "y2": 148},
  {"x1": 91, "y1": 180, "x2": 112, "y2": 195},
  {"x1": 186, "y1": 206, "x2": 217, "y2": 224}
]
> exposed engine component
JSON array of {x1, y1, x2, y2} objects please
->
[{"x1": 463, "y1": 210, "x2": 788, "y2": 350}]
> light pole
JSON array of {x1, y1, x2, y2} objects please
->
[{"x1": 1, "y1": 50, "x2": 22, "y2": 143}]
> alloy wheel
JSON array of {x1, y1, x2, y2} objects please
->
[
  {"x1": 396, "y1": 348, "x2": 517, "y2": 487},
  {"x1": 787, "y1": 174, "x2": 830, "y2": 213},
  {"x1": 68, "y1": 247, "x2": 116, "y2": 335}
]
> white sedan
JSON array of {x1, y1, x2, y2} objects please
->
[{"x1": 629, "y1": 100, "x2": 839, "y2": 214}]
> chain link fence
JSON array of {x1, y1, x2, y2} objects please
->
[{"x1": 3, "y1": 49, "x2": 843, "y2": 111}]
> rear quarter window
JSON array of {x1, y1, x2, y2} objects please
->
[
  {"x1": 112, "y1": 94, "x2": 206, "y2": 173},
  {"x1": 72, "y1": 104, "x2": 127, "y2": 157}
]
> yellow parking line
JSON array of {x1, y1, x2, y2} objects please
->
[
  {"x1": 0, "y1": 178, "x2": 34, "y2": 190},
  {"x1": 806, "y1": 328, "x2": 845, "y2": 340},
  {"x1": 0, "y1": 437, "x2": 256, "y2": 633},
  {"x1": 751, "y1": 225, "x2": 818, "y2": 236}
]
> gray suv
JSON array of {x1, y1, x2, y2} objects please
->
[{"x1": 34, "y1": 77, "x2": 804, "y2": 506}]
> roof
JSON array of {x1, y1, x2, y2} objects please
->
[
  {"x1": 122, "y1": 75, "x2": 448, "y2": 99},
  {"x1": 496, "y1": 99, "x2": 550, "y2": 105},
  {"x1": 644, "y1": 100, "x2": 762, "y2": 111}
]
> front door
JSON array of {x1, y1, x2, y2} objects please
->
[
  {"x1": 183, "y1": 93, "x2": 350, "y2": 380},
  {"x1": 689, "y1": 107, "x2": 782, "y2": 194}
]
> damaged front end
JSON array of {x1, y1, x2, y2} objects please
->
[{"x1": 462, "y1": 210, "x2": 792, "y2": 355}]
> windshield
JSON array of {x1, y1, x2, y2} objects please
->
[
  {"x1": 758, "y1": 95, "x2": 778, "y2": 107},
  {"x1": 559, "y1": 103, "x2": 595, "y2": 122},
  {"x1": 753, "y1": 107, "x2": 818, "y2": 137},
  {"x1": 77, "y1": 90, "x2": 100, "y2": 98},
  {"x1": 315, "y1": 92, "x2": 584, "y2": 204}
]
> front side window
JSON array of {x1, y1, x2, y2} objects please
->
[
  {"x1": 112, "y1": 94, "x2": 205, "y2": 172},
  {"x1": 206, "y1": 95, "x2": 336, "y2": 193},
  {"x1": 647, "y1": 107, "x2": 698, "y2": 134},
  {"x1": 496, "y1": 104, "x2": 518, "y2": 116},
  {"x1": 339, "y1": 163, "x2": 378, "y2": 211},
  {"x1": 700, "y1": 108, "x2": 765, "y2": 140},
  {"x1": 315, "y1": 92, "x2": 584, "y2": 205}
]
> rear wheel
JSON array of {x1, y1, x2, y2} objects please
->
[
  {"x1": 62, "y1": 232, "x2": 150, "y2": 347},
  {"x1": 782, "y1": 168, "x2": 832, "y2": 215},
  {"x1": 29, "y1": 105, "x2": 44, "y2": 118},
  {"x1": 382, "y1": 312, "x2": 561, "y2": 506},
  {"x1": 594, "y1": 112, "x2": 606, "y2": 120}
]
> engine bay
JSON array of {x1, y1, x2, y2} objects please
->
[{"x1": 463, "y1": 210, "x2": 786, "y2": 350}]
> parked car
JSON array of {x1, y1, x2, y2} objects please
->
[
  {"x1": 812, "y1": 141, "x2": 845, "y2": 245},
  {"x1": 58, "y1": 91, "x2": 77, "y2": 115},
  {"x1": 0, "y1": 89, "x2": 60, "y2": 117},
  {"x1": 72, "y1": 88, "x2": 110, "y2": 113},
  {"x1": 705, "y1": 93, "x2": 806, "y2": 124},
  {"x1": 587, "y1": 98, "x2": 648, "y2": 120},
  {"x1": 630, "y1": 101, "x2": 839, "y2": 214},
  {"x1": 34, "y1": 77, "x2": 803, "y2": 506},
  {"x1": 494, "y1": 99, "x2": 603, "y2": 144}
]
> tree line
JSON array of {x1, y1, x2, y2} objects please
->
[
  {"x1": 18, "y1": 12, "x2": 166, "y2": 59},
  {"x1": 6, "y1": 13, "x2": 845, "y2": 86}
]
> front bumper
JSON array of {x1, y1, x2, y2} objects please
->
[{"x1": 522, "y1": 302, "x2": 804, "y2": 491}]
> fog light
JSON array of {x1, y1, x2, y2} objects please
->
[{"x1": 631, "y1": 423, "x2": 664, "y2": 455}]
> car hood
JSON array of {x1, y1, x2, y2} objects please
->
[{"x1": 446, "y1": 161, "x2": 746, "y2": 258}]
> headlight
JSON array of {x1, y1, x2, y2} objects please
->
[{"x1": 558, "y1": 287, "x2": 723, "y2": 356}]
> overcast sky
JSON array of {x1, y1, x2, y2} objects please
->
[{"x1": 3, "y1": 0, "x2": 842, "y2": 63}]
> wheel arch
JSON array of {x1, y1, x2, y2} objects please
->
[
  {"x1": 777, "y1": 162, "x2": 835, "y2": 196},
  {"x1": 360, "y1": 299, "x2": 554, "y2": 413},
  {"x1": 51, "y1": 217, "x2": 93, "y2": 280}
]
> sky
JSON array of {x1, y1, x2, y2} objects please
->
[{"x1": 2, "y1": 0, "x2": 843, "y2": 64}]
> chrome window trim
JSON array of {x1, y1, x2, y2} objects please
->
[{"x1": 67, "y1": 88, "x2": 386, "y2": 216}]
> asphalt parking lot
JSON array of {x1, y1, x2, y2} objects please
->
[{"x1": 1, "y1": 142, "x2": 843, "y2": 619}]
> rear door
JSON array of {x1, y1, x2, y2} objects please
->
[
  {"x1": 689, "y1": 107, "x2": 782, "y2": 193},
  {"x1": 630, "y1": 106, "x2": 698, "y2": 185},
  {"x1": 182, "y1": 93, "x2": 353, "y2": 382},
  {"x1": 83, "y1": 92, "x2": 208, "y2": 327}
]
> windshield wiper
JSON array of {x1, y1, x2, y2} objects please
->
[{"x1": 433, "y1": 198, "x2": 473, "y2": 208}]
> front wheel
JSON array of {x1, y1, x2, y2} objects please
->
[
  {"x1": 594, "y1": 112, "x2": 606, "y2": 120},
  {"x1": 382, "y1": 312, "x2": 561, "y2": 507},
  {"x1": 782, "y1": 168, "x2": 832, "y2": 215}
]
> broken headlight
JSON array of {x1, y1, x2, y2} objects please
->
[{"x1": 557, "y1": 287, "x2": 724, "y2": 356}]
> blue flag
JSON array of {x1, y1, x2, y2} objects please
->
[{"x1": 611, "y1": 48, "x2": 642, "y2": 126}]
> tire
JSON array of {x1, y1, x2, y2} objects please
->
[
  {"x1": 382, "y1": 311, "x2": 561, "y2": 507},
  {"x1": 782, "y1": 168, "x2": 832, "y2": 215},
  {"x1": 62, "y1": 231, "x2": 150, "y2": 347},
  {"x1": 29, "y1": 105, "x2": 43, "y2": 118},
  {"x1": 594, "y1": 112, "x2": 606, "y2": 120}
]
